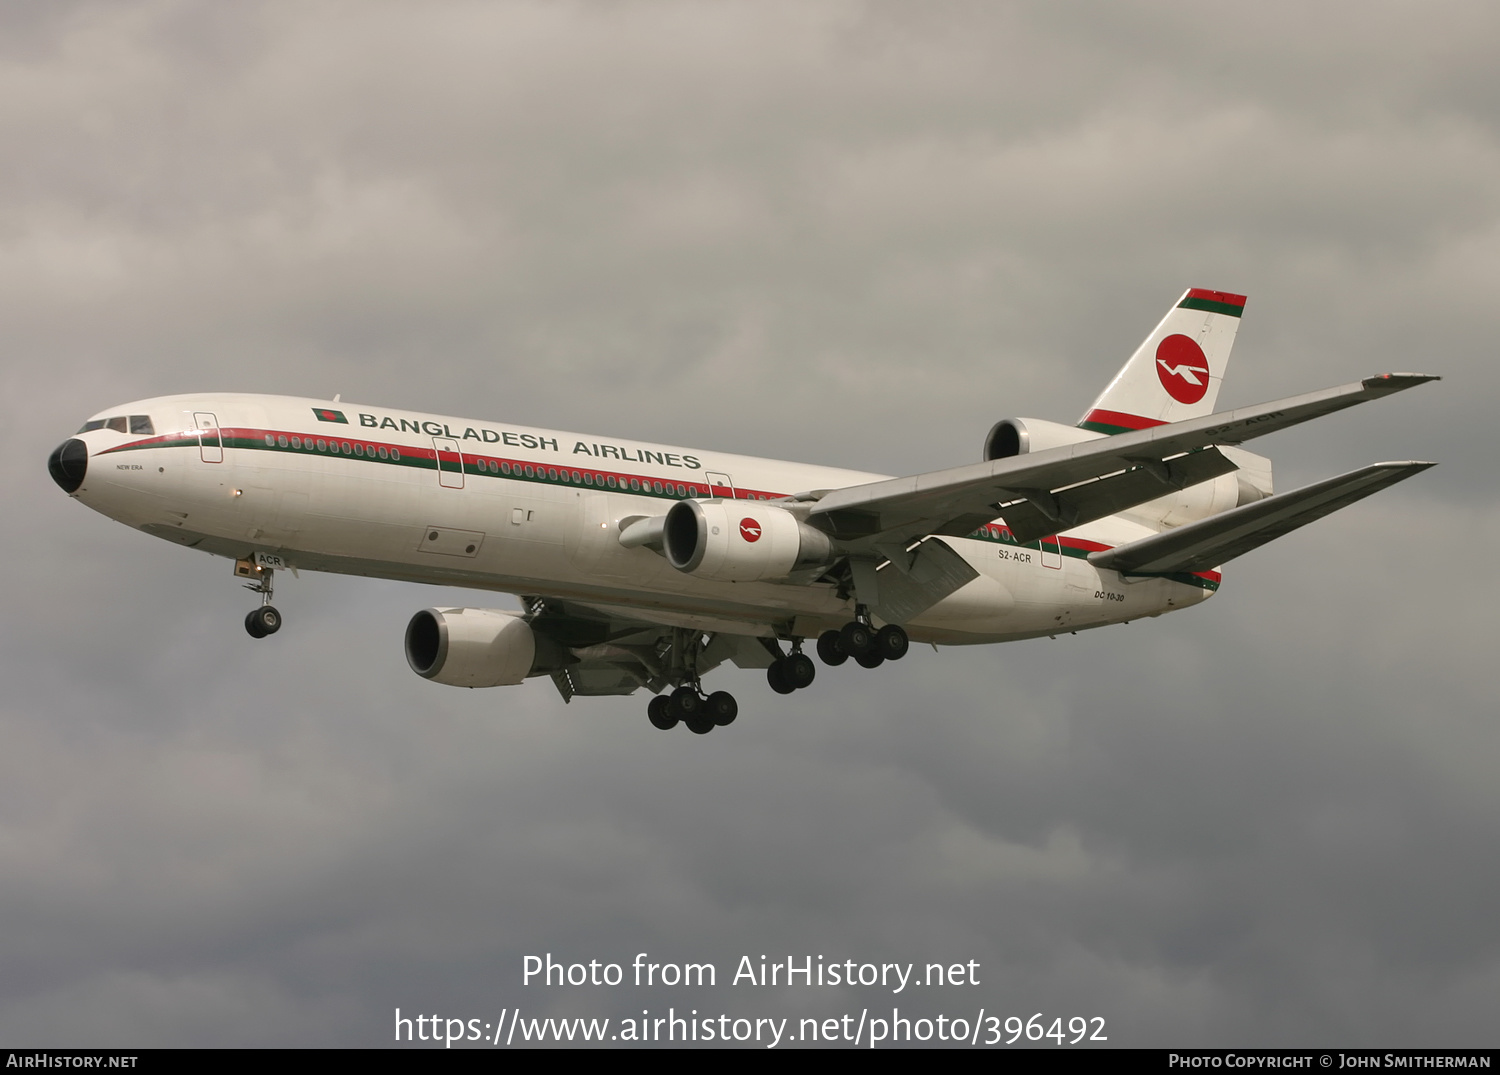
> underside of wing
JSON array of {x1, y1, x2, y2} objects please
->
[
  {"x1": 1086, "y1": 461, "x2": 1436, "y2": 575},
  {"x1": 523, "y1": 596, "x2": 773, "y2": 701}
]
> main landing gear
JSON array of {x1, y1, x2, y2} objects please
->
[
  {"x1": 647, "y1": 686, "x2": 738, "y2": 735},
  {"x1": 764, "y1": 614, "x2": 910, "y2": 696},
  {"x1": 815, "y1": 614, "x2": 909, "y2": 671},
  {"x1": 237, "y1": 559, "x2": 282, "y2": 639},
  {"x1": 639, "y1": 614, "x2": 911, "y2": 734},
  {"x1": 643, "y1": 628, "x2": 737, "y2": 734}
]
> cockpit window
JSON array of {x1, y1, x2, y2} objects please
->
[{"x1": 77, "y1": 415, "x2": 155, "y2": 435}]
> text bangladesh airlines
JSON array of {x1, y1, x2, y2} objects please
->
[{"x1": 49, "y1": 290, "x2": 1436, "y2": 733}]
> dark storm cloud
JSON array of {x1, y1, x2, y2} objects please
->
[{"x1": 2, "y1": 0, "x2": 1495, "y2": 1047}]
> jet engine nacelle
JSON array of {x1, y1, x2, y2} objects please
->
[
  {"x1": 983, "y1": 417, "x2": 1105, "y2": 460},
  {"x1": 663, "y1": 499, "x2": 834, "y2": 582},
  {"x1": 405, "y1": 607, "x2": 538, "y2": 687}
]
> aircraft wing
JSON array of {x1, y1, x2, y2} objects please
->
[
  {"x1": 1086, "y1": 461, "x2": 1436, "y2": 574},
  {"x1": 807, "y1": 374, "x2": 1437, "y2": 547}
]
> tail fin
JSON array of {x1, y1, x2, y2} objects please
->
[{"x1": 1079, "y1": 288, "x2": 1246, "y2": 434}]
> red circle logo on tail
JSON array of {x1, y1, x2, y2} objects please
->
[
  {"x1": 1155, "y1": 334, "x2": 1211, "y2": 404},
  {"x1": 739, "y1": 518, "x2": 762, "y2": 542}
]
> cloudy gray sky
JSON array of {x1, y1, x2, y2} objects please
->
[{"x1": 5, "y1": 0, "x2": 1496, "y2": 1048}]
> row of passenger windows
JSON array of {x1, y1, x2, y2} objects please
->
[
  {"x1": 266, "y1": 433, "x2": 402, "y2": 460},
  {"x1": 79, "y1": 415, "x2": 154, "y2": 435},
  {"x1": 263, "y1": 432, "x2": 775, "y2": 500},
  {"x1": 476, "y1": 459, "x2": 705, "y2": 496}
]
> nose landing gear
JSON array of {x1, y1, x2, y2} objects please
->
[
  {"x1": 245, "y1": 605, "x2": 281, "y2": 638},
  {"x1": 236, "y1": 557, "x2": 282, "y2": 638}
]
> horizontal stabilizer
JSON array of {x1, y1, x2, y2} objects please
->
[{"x1": 1087, "y1": 461, "x2": 1436, "y2": 575}]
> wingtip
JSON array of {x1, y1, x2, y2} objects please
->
[{"x1": 1362, "y1": 373, "x2": 1441, "y2": 394}]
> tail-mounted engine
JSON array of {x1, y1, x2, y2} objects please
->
[
  {"x1": 663, "y1": 499, "x2": 835, "y2": 583},
  {"x1": 983, "y1": 417, "x2": 1105, "y2": 460}
]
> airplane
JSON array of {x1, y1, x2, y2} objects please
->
[{"x1": 47, "y1": 289, "x2": 1437, "y2": 734}]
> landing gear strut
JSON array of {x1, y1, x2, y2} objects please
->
[{"x1": 239, "y1": 560, "x2": 282, "y2": 639}]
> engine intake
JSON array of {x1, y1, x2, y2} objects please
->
[{"x1": 984, "y1": 417, "x2": 1104, "y2": 460}]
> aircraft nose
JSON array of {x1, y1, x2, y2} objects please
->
[{"x1": 48, "y1": 438, "x2": 88, "y2": 493}]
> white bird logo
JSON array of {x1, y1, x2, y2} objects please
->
[{"x1": 1157, "y1": 359, "x2": 1208, "y2": 386}]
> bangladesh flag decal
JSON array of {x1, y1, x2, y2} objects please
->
[{"x1": 313, "y1": 408, "x2": 348, "y2": 424}]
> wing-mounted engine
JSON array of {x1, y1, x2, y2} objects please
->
[
  {"x1": 662, "y1": 499, "x2": 835, "y2": 582},
  {"x1": 983, "y1": 417, "x2": 1105, "y2": 460},
  {"x1": 405, "y1": 607, "x2": 549, "y2": 687}
]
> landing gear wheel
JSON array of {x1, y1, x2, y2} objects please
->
[
  {"x1": 839, "y1": 621, "x2": 874, "y2": 659},
  {"x1": 784, "y1": 653, "x2": 816, "y2": 690},
  {"x1": 875, "y1": 624, "x2": 909, "y2": 661},
  {"x1": 684, "y1": 714, "x2": 715, "y2": 735},
  {"x1": 670, "y1": 686, "x2": 704, "y2": 719},
  {"x1": 767, "y1": 660, "x2": 796, "y2": 695},
  {"x1": 855, "y1": 649, "x2": 885, "y2": 669},
  {"x1": 648, "y1": 694, "x2": 679, "y2": 730},
  {"x1": 817, "y1": 630, "x2": 848, "y2": 666},
  {"x1": 706, "y1": 691, "x2": 738, "y2": 726},
  {"x1": 245, "y1": 605, "x2": 281, "y2": 638}
]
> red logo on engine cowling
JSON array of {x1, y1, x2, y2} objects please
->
[
  {"x1": 1155, "y1": 334, "x2": 1211, "y2": 404},
  {"x1": 739, "y1": 517, "x2": 762, "y2": 542}
]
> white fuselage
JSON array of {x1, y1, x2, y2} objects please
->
[{"x1": 65, "y1": 393, "x2": 1218, "y2": 644}]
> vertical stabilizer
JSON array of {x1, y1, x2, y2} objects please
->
[{"x1": 1079, "y1": 288, "x2": 1246, "y2": 434}]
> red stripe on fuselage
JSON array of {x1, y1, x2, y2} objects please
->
[{"x1": 1079, "y1": 408, "x2": 1166, "y2": 432}]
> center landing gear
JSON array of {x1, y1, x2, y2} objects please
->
[
  {"x1": 236, "y1": 558, "x2": 282, "y2": 639},
  {"x1": 767, "y1": 645, "x2": 816, "y2": 695}
]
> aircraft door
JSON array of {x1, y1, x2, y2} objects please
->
[
  {"x1": 1040, "y1": 535, "x2": 1062, "y2": 569},
  {"x1": 194, "y1": 412, "x2": 223, "y2": 463},
  {"x1": 432, "y1": 437, "x2": 464, "y2": 489},
  {"x1": 706, "y1": 471, "x2": 736, "y2": 499}
]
